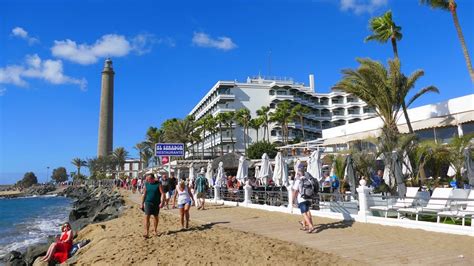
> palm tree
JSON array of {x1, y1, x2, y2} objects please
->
[
  {"x1": 163, "y1": 116, "x2": 196, "y2": 158},
  {"x1": 291, "y1": 104, "x2": 311, "y2": 141},
  {"x1": 145, "y1": 126, "x2": 163, "y2": 166},
  {"x1": 448, "y1": 133, "x2": 474, "y2": 179},
  {"x1": 71, "y1": 158, "x2": 87, "y2": 179},
  {"x1": 134, "y1": 142, "x2": 146, "y2": 170},
  {"x1": 335, "y1": 58, "x2": 438, "y2": 144},
  {"x1": 113, "y1": 147, "x2": 129, "y2": 177},
  {"x1": 235, "y1": 108, "x2": 252, "y2": 154},
  {"x1": 249, "y1": 117, "x2": 263, "y2": 142},
  {"x1": 216, "y1": 112, "x2": 227, "y2": 155},
  {"x1": 365, "y1": 10, "x2": 402, "y2": 58},
  {"x1": 365, "y1": 10, "x2": 420, "y2": 133},
  {"x1": 223, "y1": 111, "x2": 236, "y2": 152},
  {"x1": 269, "y1": 101, "x2": 294, "y2": 145},
  {"x1": 202, "y1": 115, "x2": 217, "y2": 158},
  {"x1": 257, "y1": 106, "x2": 271, "y2": 141},
  {"x1": 420, "y1": 0, "x2": 474, "y2": 82}
]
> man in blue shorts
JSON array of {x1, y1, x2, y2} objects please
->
[{"x1": 292, "y1": 166, "x2": 316, "y2": 233}]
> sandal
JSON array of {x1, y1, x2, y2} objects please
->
[
  {"x1": 307, "y1": 228, "x2": 316, "y2": 234},
  {"x1": 143, "y1": 234, "x2": 149, "y2": 239}
]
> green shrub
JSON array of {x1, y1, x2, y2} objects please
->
[{"x1": 247, "y1": 141, "x2": 278, "y2": 159}]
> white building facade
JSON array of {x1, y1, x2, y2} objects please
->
[
  {"x1": 187, "y1": 75, "x2": 376, "y2": 158},
  {"x1": 320, "y1": 94, "x2": 474, "y2": 152}
]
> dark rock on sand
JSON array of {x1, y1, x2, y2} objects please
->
[
  {"x1": 5, "y1": 251, "x2": 26, "y2": 266},
  {"x1": 23, "y1": 243, "x2": 49, "y2": 266}
]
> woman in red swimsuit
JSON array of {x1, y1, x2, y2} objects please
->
[{"x1": 41, "y1": 222, "x2": 73, "y2": 263}]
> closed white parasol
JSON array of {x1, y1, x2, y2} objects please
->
[
  {"x1": 272, "y1": 152, "x2": 288, "y2": 186},
  {"x1": 236, "y1": 156, "x2": 249, "y2": 183},
  {"x1": 258, "y1": 153, "x2": 273, "y2": 186}
]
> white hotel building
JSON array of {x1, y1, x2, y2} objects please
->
[{"x1": 187, "y1": 75, "x2": 376, "y2": 158}]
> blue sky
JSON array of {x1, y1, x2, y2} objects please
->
[{"x1": 0, "y1": 0, "x2": 473, "y2": 184}]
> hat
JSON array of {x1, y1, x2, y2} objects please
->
[
  {"x1": 200, "y1": 168, "x2": 205, "y2": 174},
  {"x1": 145, "y1": 170, "x2": 154, "y2": 175}
]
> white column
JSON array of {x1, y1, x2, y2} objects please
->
[
  {"x1": 287, "y1": 181, "x2": 294, "y2": 213},
  {"x1": 457, "y1": 124, "x2": 464, "y2": 137},
  {"x1": 214, "y1": 185, "x2": 221, "y2": 202},
  {"x1": 244, "y1": 181, "x2": 252, "y2": 206},
  {"x1": 356, "y1": 179, "x2": 371, "y2": 222}
]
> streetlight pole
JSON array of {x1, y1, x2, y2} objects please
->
[{"x1": 46, "y1": 166, "x2": 50, "y2": 184}]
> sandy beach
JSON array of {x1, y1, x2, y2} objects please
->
[
  {"x1": 0, "y1": 190, "x2": 23, "y2": 197},
  {"x1": 64, "y1": 190, "x2": 474, "y2": 265},
  {"x1": 71, "y1": 191, "x2": 354, "y2": 265}
]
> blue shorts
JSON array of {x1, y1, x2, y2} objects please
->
[
  {"x1": 178, "y1": 199, "x2": 192, "y2": 209},
  {"x1": 298, "y1": 201, "x2": 311, "y2": 214}
]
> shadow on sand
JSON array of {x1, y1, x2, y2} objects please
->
[
  {"x1": 313, "y1": 220, "x2": 354, "y2": 234},
  {"x1": 165, "y1": 221, "x2": 230, "y2": 235}
]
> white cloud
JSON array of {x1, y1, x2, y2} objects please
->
[
  {"x1": 52, "y1": 33, "x2": 161, "y2": 64},
  {"x1": 192, "y1": 32, "x2": 237, "y2": 51},
  {"x1": 0, "y1": 54, "x2": 87, "y2": 91},
  {"x1": 340, "y1": 0, "x2": 388, "y2": 15},
  {"x1": 11, "y1": 27, "x2": 39, "y2": 45}
]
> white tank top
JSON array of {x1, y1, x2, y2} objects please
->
[{"x1": 177, "y1": 186, "x2": 190, "y2": 205}]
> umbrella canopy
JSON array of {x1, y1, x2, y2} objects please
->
[
  {"x1": 391, "y1": 152, "x2": 407, "y2": 197},
  {"x1": 272, "y1": 152, "x2": 288, "y2": 186},
  {"x1": 236, "y1": 156, "x2": 249, "y2": 183},
  {"x1": 254, "y1": 166, "x2": 260, "y2": 178},
  {"x1": 307, "y1": 149, "x2": 322, "y2": 182},
  {"x1": 258, "y1": 153, "x2": 273, "y2": 185},
  {"x1": 215, "y1": 161, "x2": 227, "y2": 187},
  {"x1": 447, "y1": 164, "x2": 457, "y2": 177},
  {"x1": 401, "y1": 151, "x2": 413, "y2": 176},
  {"x1": 344, "y1": 155, "x2": 357, "y2": 197},
  {"x1": 464, "y1": 147, "x2": 474, "y2": 186},
  {"x1": 189, "y1": 163, "x2": 195, "y2": 184},
  {"x1": 206, "y1": 161, "x2": 213, "y2": 185}
]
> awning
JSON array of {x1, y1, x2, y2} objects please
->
[
  {"x1": 321, "y1": 130, "x2": 381, "y2": 146},
  {"x1": 398, "y1": 110, "x2": 474, "y2": 133}
]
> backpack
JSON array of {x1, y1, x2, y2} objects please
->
[{"x1": 299, "y1": 173, "x2": 319, "y2": 199}]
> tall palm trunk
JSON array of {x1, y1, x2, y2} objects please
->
[
  {"x1": 401, "y1": 101, "x2": 414, "y2": 133},
  {"x1": 299, "y1": 115, "x2": 306, "y2": 141},
  {"x1": 230, "y1": 123, "x2": 235, "y2": 152},
  {"x1": 243, "y1": 126, "x2": 247, "y2": 155},
  {"x1": 256, "y1": 127, "x2": 259, "y2": 142},
  {"x1": 266, "y1": 124, "x2": 270, "y2": 142},
  {"x1": 77, "y1": 166, "x2": 81, "y2": 177},
  {"x1": 450, "y1": 4, "x2": 474, "y2": 82},
  {"x1": 219, "y1": 122, "x2": 224, "y2": 156},
  {"x1": 201, "y1": 129, "x2": 205, "y2": 160},
  {"x1": 391, "y1": 35, "x2": 399, "y2": 59}
]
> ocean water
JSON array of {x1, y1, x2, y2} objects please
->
[{"x1": 0, "y1": 195, "x2": 72, "y2": 258}]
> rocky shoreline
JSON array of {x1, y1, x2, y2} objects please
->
[
  {"x1": 0, "y1": 184, "x2": 57, "y2": 199},
  {"x1": 3, "y1": 185, "x2": 124, "y2": 266}
]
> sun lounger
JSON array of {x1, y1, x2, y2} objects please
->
[
  {"x1": 370, "y1": 187, "x2": 419, "y2": 218},
  {"x1": 397, "y1": 188, "x2": 453, "y2": 221},
  {"x1": 437, "y1": 189, "x2": 473, "y2": 226}
]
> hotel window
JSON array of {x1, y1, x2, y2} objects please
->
[
  {"x1": 269, "y1": 90, "x2": 275, "y2": 95},
  {"x1": 276, "y1": 90, "x2": 287, "y2": 95}
]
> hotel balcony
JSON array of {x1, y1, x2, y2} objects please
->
[
  {"x1": 212, "y1": 108, "x2": 236, "y2": 116},
  {"x1": 270, "y1": 94, "x2": 294, "y2": 102},
  {"x1": 195, "y1": 94, "x2": 236, "y2": 119}
]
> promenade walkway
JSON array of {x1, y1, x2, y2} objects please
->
[{"x1": 129, "y1": 194, "x2": 474, "y2": 265}]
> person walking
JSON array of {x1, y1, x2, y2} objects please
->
[
  {"x1": 194, "y1": 168, "x2": 209, "y2": 210},
  {"x1": 292, "y1": 165, "x2": 316, "y2": 233},
  {"x1": 160, "y1": 171, "x2": 171, "y2": 209},
  {"x1": 141, "y1": 172, "x2": 165, "y2": 238},
  {"x1": 168, "y1": 173, "x2": 177, "y2": 208},
  {"x1": 173, "y1": 180, "x2": 194, "y2": 229}
]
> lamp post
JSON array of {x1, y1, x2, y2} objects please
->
[{"x1": 46, "y1": 166, "x2": 50, "y2": 184}]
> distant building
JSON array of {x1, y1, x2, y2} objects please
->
[
  {"x1": 187, "y1": 75, "x2": 376, "y2": 158},
  {"x1": 117, "y1": 158, "x2": 142, "y2": 179}
]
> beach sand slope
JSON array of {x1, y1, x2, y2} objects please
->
[{"x1": 70, "y1": 194, "x2": 357, "y2": 265}]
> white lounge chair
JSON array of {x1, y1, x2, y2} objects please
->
[
  {"x1": 437, "y1": 189, "x2": 473, "y2": 226},
  {"x1": 370, "y1": 187, "x2": 419, "y2": 218},
  {"x1": 397, "y1": 187, "x2": 453, "y2": 221}
]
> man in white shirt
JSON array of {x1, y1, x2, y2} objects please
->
[{"x1": 292, "y1": 165, "x2": 315, "y2": 233}]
